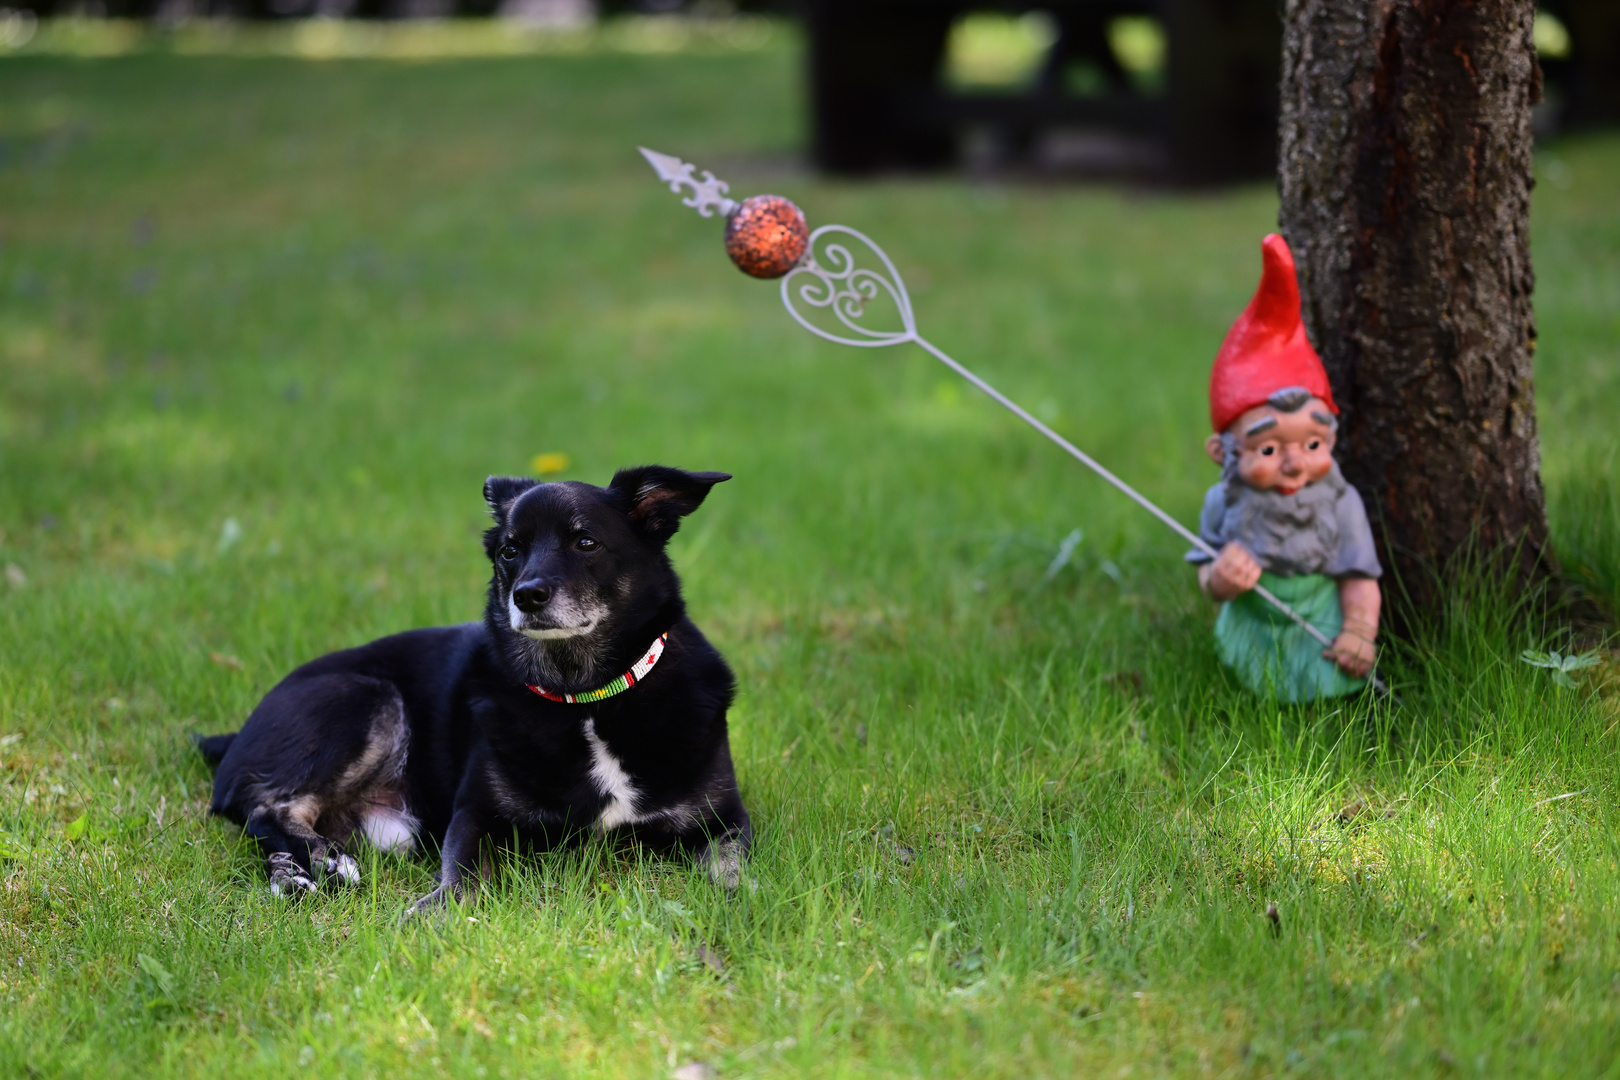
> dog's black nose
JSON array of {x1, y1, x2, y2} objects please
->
[{"x1": 512, "y1": 580, "x2": 553, "y2": 612}]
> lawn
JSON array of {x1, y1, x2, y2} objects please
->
[{"x1": 2, "y1": 21, "x2": 1620, "y2": 1079}]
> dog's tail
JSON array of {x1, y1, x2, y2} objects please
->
[{"x1": 191, "y1": 732, "x2": 237, "y2": 771}]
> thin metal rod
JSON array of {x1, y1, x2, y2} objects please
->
[
  {"x1": 912, "y1": 336, "x2": 1212, "y2": 556},
  {"x1": 911, "y1": 333, "x2": 1389, "y2": 693}
]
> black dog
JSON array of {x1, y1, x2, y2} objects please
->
[{"x1": 197, "y1": 466, "x2": 749, "y2": 912}]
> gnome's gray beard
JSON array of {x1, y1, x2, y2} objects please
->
[{"x1": 1216, "y1": 459, "x2": 1348, "y2": 577}]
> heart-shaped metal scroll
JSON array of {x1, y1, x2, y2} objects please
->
[{"x1": 780, "y1": 225, "x2": 917, "y2": 348}]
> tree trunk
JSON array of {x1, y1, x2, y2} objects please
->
[{"x1": 1277, "y1": 0, "x2": 1552, "y2": 615}]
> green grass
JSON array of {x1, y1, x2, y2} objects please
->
[{"x1": 3, "y1": 28, "x2": 1620, "y2": 1079}]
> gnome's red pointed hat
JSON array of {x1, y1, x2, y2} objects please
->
[{"x1": 1209, "y1": 234, "x2": 1338, "y2": 432}]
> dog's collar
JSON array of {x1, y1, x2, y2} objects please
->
[{"x1": 526, "y1": 633, "x2": 669, "y2": 704}]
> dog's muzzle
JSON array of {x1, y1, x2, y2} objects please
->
[{"x1": 506, "y1": 589, "x2": 600, "y2": 641}]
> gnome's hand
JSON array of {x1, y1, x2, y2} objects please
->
[
  {"x1": 1203, "y1": 543, "x2": 1261, "y2": 602},
  {"x1": 1325, "y1": 625, "x2": 1377, "y2": 678}
]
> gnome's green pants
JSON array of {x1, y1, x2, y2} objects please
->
[{"x1": 1214, "y1": 571, "x2": 1367, "y2": 702}]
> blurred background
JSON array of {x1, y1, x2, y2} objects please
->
[{"x1": 1, "y1": 0, "x2": 1614, "y2": 183}]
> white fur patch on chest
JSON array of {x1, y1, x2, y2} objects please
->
[
  {"x1": 582, "y1": 717, "x2": 646, "y2": 831},
  {"x1": 361, "y1": 805, "x2": 418, "y2": 853}
]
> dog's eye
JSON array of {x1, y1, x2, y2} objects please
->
[
  {"x1": 499, "y1": 543, "x2": 520, "y2": 561},
  {"x1": 575, "y1": 536, "x2": 599, "y2": 552}
]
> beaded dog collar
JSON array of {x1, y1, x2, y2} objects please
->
[{"x1": 526, "y1": 633, "x2": 668, "y2": 704}]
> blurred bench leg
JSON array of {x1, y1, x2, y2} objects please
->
[{"x1": 808, "y1": 0, "x2": 958, "y2": 174}]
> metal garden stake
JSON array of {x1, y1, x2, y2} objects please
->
[{"x1": 639, "y1": 147, "x2": 1388, "y2": 696}]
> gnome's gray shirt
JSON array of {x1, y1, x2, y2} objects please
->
[{"x1": 1184, "y1": 463, "x2": 1382, "y2": 579}]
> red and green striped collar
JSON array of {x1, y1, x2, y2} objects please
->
[{"x1": 526, "y1": 633, "x2": 668, "y2": 704}]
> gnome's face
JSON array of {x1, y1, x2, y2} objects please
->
[{"x1": 1204, "y1": 395, "x2": 1337, "y2": 496}]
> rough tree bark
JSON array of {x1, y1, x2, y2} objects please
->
[{"x1": 1277, "y1": 0, "x2": 1552, "y2": 614}]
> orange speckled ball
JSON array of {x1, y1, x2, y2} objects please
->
[{"x1": 724, "y1": 195, "x2": 809, "y2": 279}]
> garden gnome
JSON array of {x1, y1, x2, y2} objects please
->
[{"x1": 1187, "y1": 235, "x2": 1382, "y2": 701}]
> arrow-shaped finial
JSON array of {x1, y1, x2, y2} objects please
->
[
  {"x1": 637, "y1": 146, "x2": 689, "y2": 184},
  {"x1": 638, "y1": 146, "x2": 738, "y2": 219}
]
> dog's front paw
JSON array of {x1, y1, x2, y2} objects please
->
[
  {"x1": 701, "y1": 837, "x2": 753, "y2": 891},
  {"x1": 401, "y1": 885, "x2": 459, "y2": 921},
  {"x1": 323, "y1": 851, "x2": 361, "y2": 887},
  {"x1": 267, "y1": 852, "x2": 319, "y2": 898}
]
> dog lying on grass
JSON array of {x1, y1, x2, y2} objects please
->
[{"x1": 196, "y1": 466, "x2": 750, "y2": 914}]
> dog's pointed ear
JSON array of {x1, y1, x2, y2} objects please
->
[
  {"x1": 608, "y1": 466, "x2": 731, "y2": 544},
  {"x1": 484, "y1": 476, "x2": 537, "y2": 524}
]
